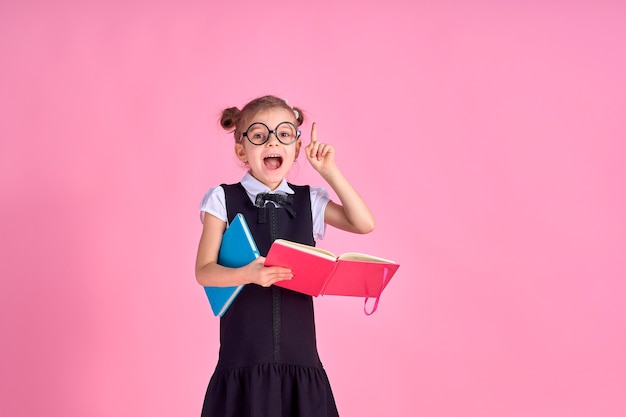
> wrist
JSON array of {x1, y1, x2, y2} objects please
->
[{"x1": 317, "y1": 163, "x2": 340, "y2": 179}]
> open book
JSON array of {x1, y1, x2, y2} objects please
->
[
  {"x1": 203, "y1": 213, "x2": 260, "y2": 317},
  {"x1": 265, "y1": 239, "x2": 399, "y2": 314}
]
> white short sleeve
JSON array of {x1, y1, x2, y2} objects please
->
[
  {"x1": 310, "y1": 186, "x2": 331, "y2": 241},
  {"x1": 199, "y1": 186, "x2": 227, "y2": 224}
]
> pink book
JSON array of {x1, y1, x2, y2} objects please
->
[{"x1": 264, "y1": 239, "x2": 399, "y2": 314}]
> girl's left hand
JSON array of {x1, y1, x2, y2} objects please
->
[{"x1": 305, "y1": 122, "x2": 336, "y2": 174}]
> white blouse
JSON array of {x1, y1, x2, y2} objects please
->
[{"x1": 200, "y1": 172, "x2": 330, "y2": 241}]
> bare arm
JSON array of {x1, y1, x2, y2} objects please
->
[
  {"x1": 195, "y1": 213, "x2": 293, "y2": 287},
  {"x1": 305, "y1": 122, "x2": 375, "y2": 234}
]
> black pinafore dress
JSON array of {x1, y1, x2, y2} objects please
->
[{"x1": 201, "y1": 183, "x2": 340, "y2": 417}]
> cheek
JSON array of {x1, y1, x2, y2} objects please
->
[{"x1": 286, "y1": 147, "x2": 298, "y2": 162}]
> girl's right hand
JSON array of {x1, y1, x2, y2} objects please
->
[
  {"x1": 305, "y1": 122, "x2": 337, "y2": 176},
  {"x1": 246, "y1": 257, "x2": 293, "y2": 287}
]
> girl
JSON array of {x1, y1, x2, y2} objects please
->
[{"x1": 195, "y1": 95, "x2": 375, "y2": 417}]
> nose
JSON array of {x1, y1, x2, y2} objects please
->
[{"x1": 266, "y1": 130, "x2": 280, "y2": 145}]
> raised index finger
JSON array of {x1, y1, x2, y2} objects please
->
[{"x1": 310, "y1": 122, "x2": 317, "y2": 145}]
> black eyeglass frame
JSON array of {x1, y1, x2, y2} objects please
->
[{"x1": 242, "y1": 121, "x2": 301, "y2": 146}]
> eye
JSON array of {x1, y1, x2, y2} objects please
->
[
  {"x1": 277, "y1": 125, "x2": 296, "y2": 139},
  {"x1": 246, "y1": 124, "x2": 269, "y2": 143}
]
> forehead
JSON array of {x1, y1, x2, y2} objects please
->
[{"x1": 247, "y1": 107, "x2": 296, "y2": 126}]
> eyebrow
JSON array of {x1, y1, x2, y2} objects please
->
[{"x1": 249, "y1": 121, "x2": 293, "y2": 128}]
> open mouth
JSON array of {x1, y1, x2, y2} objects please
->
[{"x1": 263, "y1": 154, "x2": 283, "y2": 170}]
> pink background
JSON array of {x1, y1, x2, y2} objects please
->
[{"x1": 1, "y1": 1, "x2": 625, "y2": 416}]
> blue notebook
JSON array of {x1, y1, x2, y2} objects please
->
[{"x1": 204, "y1": 213, "x2": 259, "y2": 316}]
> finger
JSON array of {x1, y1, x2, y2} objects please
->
[
  {"x1": 264, "y1": 270, "x2": 293, "y2": 287},
  {"x1": 310, "y1": 122, "x2": 317, "y2": 145},
  {"x1": 308, "y1": 141, "x2": 320, "y2": 160},
  {"x1": 317, "y1": 143, "x2": 329, "y2": 160},
  {"x1": 315, "y1": 144, "x2": 323, "y2": 160},
  {"x1": 321, "y1": 144, "x2": 333, "y2": 158},
  {"x1": 265, "y1": 265, "x2": 293, "y2": 275},
  {"x1": 271, "y1": 274, "x2": 293, "y2": 284}
]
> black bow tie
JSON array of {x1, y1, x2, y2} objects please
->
[{"x1": 255, "y1": 192, "x2": 296, "y2": 222}]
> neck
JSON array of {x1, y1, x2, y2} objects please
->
[{"x1": 249, "y1": 171, "x2": 283, "y2": 191}]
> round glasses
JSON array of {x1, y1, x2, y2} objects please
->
[{"x1": 242, "y1": 122, "x2": 301, "y2": 146}]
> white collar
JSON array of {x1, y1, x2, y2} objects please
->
[{"x1": 240, "y1": 171, "x2": 294, "y2": 203}]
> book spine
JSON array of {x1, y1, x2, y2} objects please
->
[
  {"x1": 239, "y1": 214, "x2": 260, "y2": 259},
  {"x1": 218, "y1": 285, "x2": 244, "y2": 317}
]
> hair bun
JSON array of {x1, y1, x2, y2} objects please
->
[
  {"x1": 220, "y1": 107, "x2": 240, "y2": 130},
  {"x1": 292, "y1": 106, "x2": 304, "y2": 126}
]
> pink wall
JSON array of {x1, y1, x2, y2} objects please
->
[{"x1": 1, "y1": 1, "x2": 625, "y2": 416}]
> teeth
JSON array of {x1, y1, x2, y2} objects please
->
[{"x1": 265, "y1": 154, "x2": 281, "y2": 159}]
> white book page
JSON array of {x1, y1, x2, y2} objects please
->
[
  {"x1": 274, "y1": 239, "x2": 337, "y2": 261},
  {"x1": 337, "y1": 252, "x2": 396, "y2": 263}
]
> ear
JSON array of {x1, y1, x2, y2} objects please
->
[
  {"x1": 234, "y1": 142, "x2": 247, "y2": 163},
  {"x1": 294, "y1": 140, "x2": 302, "y2": 160}
]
